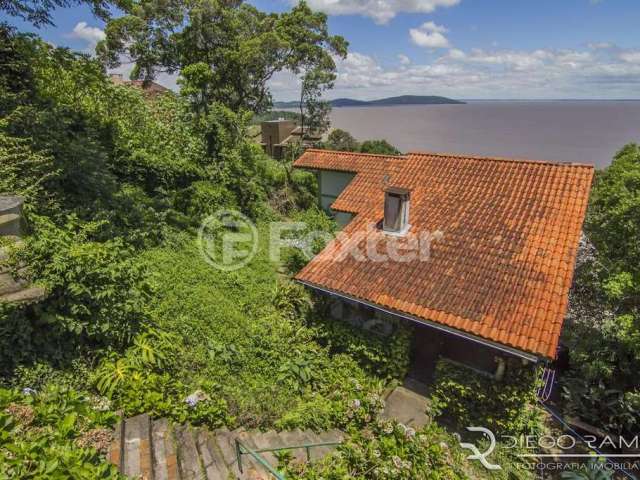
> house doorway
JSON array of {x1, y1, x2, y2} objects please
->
[
  {"x1": 408, "y1": 326, "x2": 445, "y2": 383},
  {"x1": 407, "y1": 324, "x2": 502, "y2": 383}
]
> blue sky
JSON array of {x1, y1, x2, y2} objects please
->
[{"x1": 3, "y1": 0, "x2": 640, "y2": 99}]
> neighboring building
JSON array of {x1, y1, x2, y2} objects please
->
[
  {"x1": 109, "y1": 74, "x2": 170, "y2": 97},
  {"x1": 293, "y1": 149, "x2": 594, "y2": 379},
  {"x1": 260, "y1": 120, "x2": 323, "y2": 159}
]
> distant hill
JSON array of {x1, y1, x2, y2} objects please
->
[{"x1": 273, "y1": 95, "x2": 464, "y2": 108}]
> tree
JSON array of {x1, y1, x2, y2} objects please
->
[
  {"x1": 298, "y1": 67, "x2": 333, "y2": 139},
  {"x1": 359, "y1": 139, "x2": 400, "y2": 155},
  {"x1": 561, "y1": 143, "x2": 640, "y2": 436},
  {"x1": 97, "y1": 0, "x2": 348, "y2": 114},
  {"x1": 586, "y1": 143, "x2": 640, "y2": 306},
  {"x1": 324, "y1": 129, "x2": 359, "y2": 151}
]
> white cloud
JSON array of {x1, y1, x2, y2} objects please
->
[
  {"x1": 266, "y1": 44, "x2": 640, "y2": 100},
  {"x1": 68, "y1": 22, "x2": 105, "y2": 51},
  {"x1": 410, "y1": 21, "x2": 451, "y2": 49},
  {"x1": 305, "y1": 0, "x2": 460, "y2": 24},
  {"x1": 398, "y1": 54, "x2": 411, "y2": 65},
  {"x1": 619, "y1": 50, "x2": 640, "y2": 63}
]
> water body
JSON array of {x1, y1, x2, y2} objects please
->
[{"x1": 328, "y1": 101, "x2": 640, "y2": 168}]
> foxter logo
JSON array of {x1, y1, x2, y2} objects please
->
[{"x1": 459, "y1": 427, "x2": 502, "y2": 470}]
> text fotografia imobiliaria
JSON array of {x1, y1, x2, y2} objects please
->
[{"x1": 460, "y1": 427, "x2": 640, "y2": 473}]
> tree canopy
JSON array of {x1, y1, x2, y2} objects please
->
[{"x1": 97, "y1": 0, "x2": 347, "y2": 114}]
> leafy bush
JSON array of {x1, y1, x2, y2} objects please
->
[
  {"x1": 281, "y1": 207, "x2": 337, "y2": 273},
  {"x1": 560, "y1": 144, "x2": 640, "y2": 436},
  {"x1": 429, "y1": 358, "x2": 542, "y2": 436},
  {"x1": 283, "y1": 419, "x2": 472, "y2": 480},
  {"x1": 311, "y1": 309, "x2": 412, "y2": 381},
  {"x1": 93, "y1": 326, "x2": 230, "y2": 428},
  {"x1": 12, "y1": 216, "x2": 150, "y2": 349},
  {"x1": 321, "y1": 128, "x2": 401, "y2": 155},
  {"x1": 0, "y1": 385, "x2": 121, "y2": 479},
  {"x1": 359, "y1": 139, "x2": 400, "y2": 155},
  {"x1": 0, "y1": 131, "x2": 59, "y2": 216}
]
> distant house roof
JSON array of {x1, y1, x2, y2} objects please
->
[{"x1": 293, "y1": 149, "x2": 594, "y2": 360}]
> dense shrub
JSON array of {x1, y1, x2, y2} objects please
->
[
  {"x1": 283, "y1": 419, "x2": 472, "y2": 480},
  {"x1": 429, "y1": 359, "x2": 542, "y2": 436},
  {"x1": 281, "y1": 207, "x2": 337, "y2": 273},
  {"x1": 11, "y1": 217, "x2": 150, "y2": 349},
  {"x1": 0, "y1": 385, "x2": 121, "y2": 479},
  {"x1": 311, "y1": 310, "x2": 413, "y2": 381},
  {"x1": 560, "y1": 144, "x2": 640, "y2": 437},
  {"x1": 0, "y1": 131, "x2": 59, "y2": 216},
  {"x1": 92, "y1": 327, "x2": 230, "y2": 427}
]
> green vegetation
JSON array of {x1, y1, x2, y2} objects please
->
[
  {"x1": 560, "y1": 144, "x2": 640, "y2": 437},
  {"x1": 322, "y1": 129, "x2": 401, "y2": 154},
  {"x1": 1, "y1": 0, "x2": 639, "y2": 476},
  {"x1": 283, "y1": 420, "x2": 474, "y2": 479},
  {"x1": 429, "y1": 359, "x2": 542, "y2": 436},
  {"x1": 0, "y1": 385, "x2": 122, "y2": 479},
  {"x1": 97, "y1": 0, "x2": 347, "y2": 115}
]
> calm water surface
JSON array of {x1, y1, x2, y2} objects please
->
[{"x1": 328, "y1": 101, "x2": 640, "y2": 168}]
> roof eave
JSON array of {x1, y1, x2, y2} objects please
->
[{"x1": 296, "y1": 278, "x2": 545, "y2": 363}]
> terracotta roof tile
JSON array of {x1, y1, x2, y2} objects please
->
[{"x1": 293, "y1": 149, "x2": 594, "y2": 360}]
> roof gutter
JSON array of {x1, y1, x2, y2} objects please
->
[{"x1": 297, "y1": 279, "x2": 542, "y2": 363}]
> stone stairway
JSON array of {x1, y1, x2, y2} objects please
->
[
  {"x1": 0, "y1": 196, "x2": 45, "y2": 304},
  {"x1": 108, "y1": 414, "x2": 344, "y2": 480}
]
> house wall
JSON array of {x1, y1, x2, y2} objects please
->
[
  {"x1": 317, "y1": 170, "x2": 356, "y2": 228},
  {"x1": 261, "y1": 121, "x2": 296, "y2": 157}
]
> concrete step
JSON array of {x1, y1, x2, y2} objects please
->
[
  {"x1": 0, "y1": 196, "x2": 24, "y2": 216},
  {"x1": 0, "y1": 213, "x2": 21, "y2": 237},
  {"x1": 0, "y1": 285, "x2": 46, "y2": 304},
  {"x1": 175, "y1": 425, "x2": 204, "y2": 480},
  {"x1": 0, "y1": 272, "x2": 27, "y2": 296},
  {"x1": 152, "y1": 418, "x2": 180, "y2": 480},
  {"x1": 250, "y1": 430, "x2": 281, "y2": 469},
  {"x1": 123, "y1": 413, "x2": 154, "y2": 479},
  {"x1": 381, "y1": 384, "x2": 431, "y2": 429},
  {"x1": 298, "y1": 430, "x2": 325, "y2": 461},
  {"x1": 196, "y1": 429, "x2": 230, "y2": 480},
  {"x1": 310, "y1": 429, "x2": 343, "y2": 460},
  {"x1": 237, "y1": 431, "x2": 271, "y2": 480},
  {"x1": 212, "y1": 428, "x2": 240, "y2": 477},
  {"x1": 110, "y1": 415, "x2": 346, "y2": 480},
  {"x1": 108, "y1": 419, "x2": 124, "y2": 471}
]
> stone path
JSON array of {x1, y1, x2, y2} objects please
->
[{"x1": 109, "y1": 414, "x2": 344, "y2": 480}]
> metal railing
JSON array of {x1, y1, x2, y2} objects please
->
[{"x1": 234, "y1": 438, "x2": 342, "y2": 479}]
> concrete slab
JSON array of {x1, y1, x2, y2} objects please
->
[{"x1": 381, "y1": 385, "x2": 430, "y2": 429}]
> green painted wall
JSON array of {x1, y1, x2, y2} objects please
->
[{"x1": 317, "y1": 170, "x2": 355, "y2": 228}]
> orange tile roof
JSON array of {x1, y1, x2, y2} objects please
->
[{"x1": 293, "y1": 148, "x2": 594, "y2": 360}]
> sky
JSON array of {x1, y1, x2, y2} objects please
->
[{"x1": 3, "y1": 0, "x2": 640, "y2": 100}]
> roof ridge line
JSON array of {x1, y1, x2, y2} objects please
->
[{"x1": 407, "y1": 151, "x2": 594, "y2": 168}]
